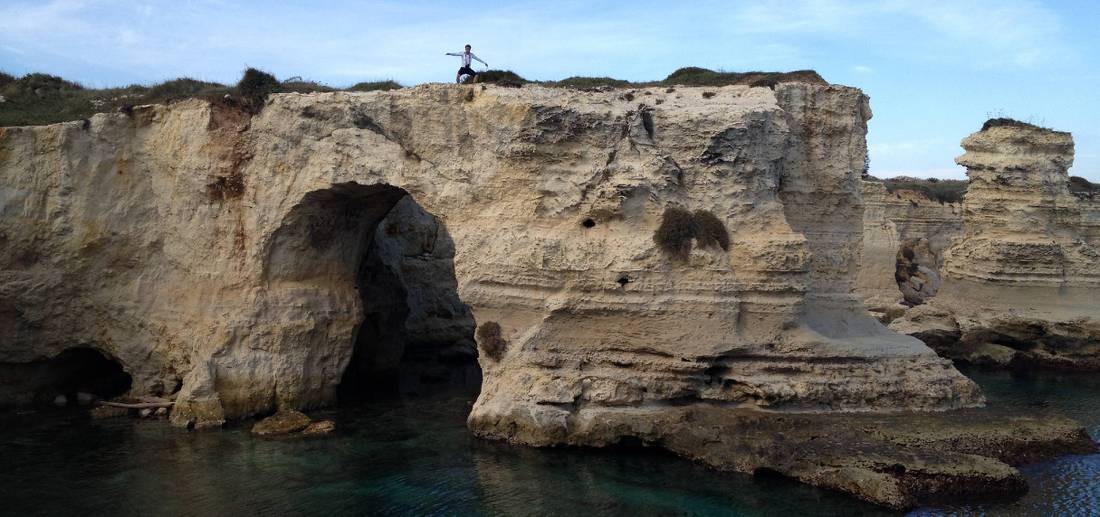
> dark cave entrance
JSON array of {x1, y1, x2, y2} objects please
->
[
  {"x1": 3, "y1": 348, "x2": 133, "y2": 408},
  {"x1": 268, "y1": 182, "x2": 479, "y2": 404}
]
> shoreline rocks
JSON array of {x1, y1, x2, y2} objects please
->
[
  {"x1": 471, "y1": 404, "x2": 1096, "y2": 510},
  {"x1": 251, "y1": 410, "x2": 335, "y2": 438}
]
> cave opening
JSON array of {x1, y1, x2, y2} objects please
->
[
  {"x1": 269, "y1": 182, "x2": 479, "y2": 405},
  {"x1": 28, "y1": 348, "x2": 132, "y2": 407}
]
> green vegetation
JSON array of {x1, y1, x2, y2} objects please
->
[
  {"x1": 236, "y1": 68, "x2": 281, "y2": 113},
  {"x1": 873, "y1": 175, "x2": 968, "y2": 204},
  {"x1": 347, "y1": 80, "x2": 402, "y2": 92},
  {"x1": 475, "y1": 321, "x2": 507, "y2": 361},
  {"x1": 654, "y1": 207, "x2": 731, "y2": 260},
  {"x1": 981, "y1": 117, "x2": 1047, "y2": 132},
  {"x1": 472, "y1": 70, "x2": 526, "y2": 87},
  {"x1": 1, "y1": 65, "x2": 826, "y2": 127},
  {"x1": 691, "y1": 210, "x2": 730, "y2": 251},
  {"x1": 0, "y1": 69, "x2": 403, "y2": 126},
  {"x1": 470, "y1": 66, "x2": 825, "y2": 90}
]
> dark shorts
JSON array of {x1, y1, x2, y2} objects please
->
[{"x1": 458, "y1": 66, "x2": 478, "y2": 76}]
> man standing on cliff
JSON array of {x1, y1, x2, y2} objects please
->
[{"x1": 446, "y1": 44, "x2": 488, "y2": 83}]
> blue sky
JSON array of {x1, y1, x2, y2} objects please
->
[{"x1": 2, "y1": 0, "x2": 1098, "y2": 180}]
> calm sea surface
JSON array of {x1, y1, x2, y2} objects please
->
[{"x1": 1, "y1": 369, "x2": 1097, "y2": 516}]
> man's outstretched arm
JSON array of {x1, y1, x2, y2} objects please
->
[
  {"x1": 445, "y1": 52, "x2": 462, "y2": 56},
  {"x1": 471, "y1": 53, "x2": 487, "y2": 66}
]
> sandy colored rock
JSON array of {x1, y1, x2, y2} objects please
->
[
  {"x1": 892, "y1": 121, "x2": 1100, "y2": 370},
  {"x1": 5, "y1": 83, "x2": 1086, "y2": 508},
  {"x1": 302, "y1": 420, "x2": 335, "y2": 436},
  {"x1": 857, "y1": 180, "x2": 963, "y2": 310},
  {"x1": 251, "y1": 410, "x2": 312, "y2": 436},
  {"x1": 0, "y1": 83, "x2": 979, "y2": 422}
]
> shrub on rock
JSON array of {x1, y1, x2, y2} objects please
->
[
  {"x1": 237, "y1": 68, "x2": 280, "y2": 113},
  {"x1": 476, "y1": 321, "x2": 507, "y2": 361}
]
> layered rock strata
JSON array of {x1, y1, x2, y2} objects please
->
[
  {"x1": 857, "y1": 181, "x2": 963, "y2": 312},
  {"x1": 0, "y1": 85, "x2": 1091, "y2": 507},
  {"x1": 891, "y1": 122, "x2": 1100, "y2": 369}
]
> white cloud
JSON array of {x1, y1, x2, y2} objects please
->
[{"x1": 852, "y1": 65, "x2": 873, "y2": 74}]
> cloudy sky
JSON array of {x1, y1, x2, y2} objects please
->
[{"x1": 2, "y1": 0, "x2": 1098, "y2": 180}]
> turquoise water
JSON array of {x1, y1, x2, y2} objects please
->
[{"x1": 1, "y1": 370, "x2": 1097, "y2": 516}]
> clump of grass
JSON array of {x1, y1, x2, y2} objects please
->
[
  {"x1": 553, "y1": 76, "x2": 632, "y2": 89},
  {"x1": 145, "y1": 77, "x2": 226, "y2": 100},
  {"x1": 0, "y1": 71, "x2": 17, "y2": 88},
  {"x1": 476, "y1": 321, "x2": 507, "y2": 361},
  {"x1": 654, "y1": 207, "x2": 696, "y2": 260},
  {"x1": 981, "y1": 117, "x2": 1046, "y2": 132},
  {"x1": 654, "y1": 207, "x2": 731, "y2": 260},
  {"x1": 661, "y1": 67, "x2": 824, "y2": 87},
  {"x1": 474, "y1": 70, "x2": 527, "y2": 87},
  {"x1": 347, "y1": 80, "x2": 402, "y2": 92},
  {"x1": 279, "y1": 80, "x2": 335, "y2": 94},
  {"x1": 692, "y1": 210, "x2": 730, "y2": 251},
  {"x1": 236, "y1": 68, "x2": 280, "y2": 113}
]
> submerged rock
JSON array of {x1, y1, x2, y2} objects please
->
[{"x1": 251, "y1": 411, "x2": 312, "y2": 436}]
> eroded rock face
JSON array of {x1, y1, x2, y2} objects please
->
[
  {"x1": 857, "y1": 181, "x2": 963, "y2": 313},
  {"x1": 891, "y1": 122, "x2": 1100, "y2": 369}
]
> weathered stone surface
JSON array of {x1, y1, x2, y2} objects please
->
[
  {"x1": 471, "y1": 403, "x2": 1094, "y2": 510},
  {"x1": 6, "y1": 84, "x2": 1089, "y2": 508},
  {"x1": 857, "y1": 181, "x2": 963, "y2": 311},
  {"x1": 0, "y1": 83, "x2": 978, "y2": 421},
  {"x1": 892, "y1": 122, "x2": 1100, "y2": 370},
  {"x1": 251, "y1": 410, "x2": 312, "y2": 436},
  {"x1": 302, "y1": 420, "x2": 336, "y2": 436}
]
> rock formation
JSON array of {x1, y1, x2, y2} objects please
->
[
  {"x1": 857, "y1": 181, "x2": 963, "y2": 314},
  {"x1": 891, "y1": 121, "x2": 1100, "y2": 369},
  {"x1": 0, "y1": 86, "x2": 1092, "y2": 508}
]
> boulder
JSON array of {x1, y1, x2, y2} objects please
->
[{"x1": 251, "y1": 410, "x2": 312, "y2": 436}]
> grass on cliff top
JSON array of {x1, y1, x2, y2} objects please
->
[
  {"x1": 0, "y1": 69, "x2": 402, "y2": 127},
  {"x1": 472, "y1": 66, "x2": 826, "y2": 89},
  {"x1": 1, "y1": 66, "x2": 824, "y2": 127},
  {"x1": 869, "y1": 175, "x2": 969, "y2": 204}
]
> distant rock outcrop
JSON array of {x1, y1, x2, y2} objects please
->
[{"x1": 891, "y1": 121, "x2": 1100, "y2": 369}]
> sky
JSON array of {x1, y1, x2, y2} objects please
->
[{"x1": 2, "y1": 0, "x2": 1098, "y2": 181}]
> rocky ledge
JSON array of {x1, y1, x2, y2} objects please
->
[{"x1": 473, "y1": 404, "x2": 1094, "y2": 510}]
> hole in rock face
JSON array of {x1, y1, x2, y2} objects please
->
[
  {"x1": 616, "y1": 275, "x2": 631, "y2": 287},
  {"x1": 582, "y1": 218, "x2": 596, "y2": 228},
  {"x1": 271, "y1": 183, "x2": 479, "y2": 403},
  {"x1": 21, "y1": 348, "x2": 132, "y2": 407}
]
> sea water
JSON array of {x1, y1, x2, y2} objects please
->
[{"x1": 2, "y1": 370, "x2": 1097, "y2": 516}]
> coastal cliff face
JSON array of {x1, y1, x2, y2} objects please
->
[
  {"x1": 3, "y1": 85, "x2": 1093, "y2": 509},
  {"x1": 857, "y1": 181, "x2": 963, "y2": 311},
  {"x1": 891, "y1": 122, "x2": 1100, "y2": 369}
]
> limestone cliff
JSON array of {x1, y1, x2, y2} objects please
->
[
  {"x1": 858, "y1": 181, "x2": 963, "y2": 311},
  {"x1": 3, "y1": 86, "x2": 1093, "y2": 509},
  {"x1": 891, "y1": 121, "x2": 1100, "y2": 369}
]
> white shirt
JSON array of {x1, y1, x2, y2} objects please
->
[{"x1": 446, "y1": 51, "x2": 486, "y2": 67}]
